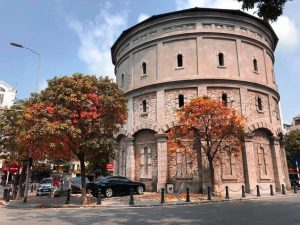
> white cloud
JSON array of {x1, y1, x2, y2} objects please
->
[
  {"x1": 175, "y1": 0, "x2": 300, "y2": 50},
  {"x1": 176, "y1": 0, "x2": 207, "y2": 10},
  {"x1": 137, "y1": 13, "x2": 150, "y2": 23},
  {"x1": 272, "y1": 16, "x2": 300, "y2": 49},
  {"x1": 175, "y1": 0, "x2": 253, "y2": 15},
  {"x1": 67, "y1": 2, "x2": 129, "y2": 79},
  {"x1": 212, "y1": 0, "x2": 241, "y2": 10},
  {"x1": 39, "y1": 79, "x2": 48, "y2": 92}
]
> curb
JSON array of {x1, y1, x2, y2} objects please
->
[{"x1": 0, "y1": 193, "x2": 298, "y2": 209}]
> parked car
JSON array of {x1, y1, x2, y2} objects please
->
[
  {"x1": 71, "y1": 176, "x2": 90, "y2": 193},
  {"x1": 36, "y1": 176, "x2": 69, "y2": 197},
  {"x1": 87, "y1": 176, "x2": 145, "y2": 198},
  {"x1": 36, "y1": 178, "x2": 52, "y2": 196}
]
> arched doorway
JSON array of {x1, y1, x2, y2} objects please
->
[{"x1": 134, "y1": 129, "x2": 157, "y2": 192}]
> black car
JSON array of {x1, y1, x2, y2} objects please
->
[{"x1": 87, "y1": 176, "x2": 145, "y2": 198}]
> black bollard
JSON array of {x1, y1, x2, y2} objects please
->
[
  {"x1": 242, "y1": 185, "x2": 246, "y2": 198},
  {"x1": 256, "y1": 185, "x2": 260, "y2": 197},
  {"x1": 270, "y1": 184, "x2": 274, "y2": 196},
  {"x1": 65, "y1": 189, "x2": 71, "y2": 204},
  {"x1": 282, "y1": 184, "x2": 286, "y2": 195},
  {"x1": 186, "y1": 188, "x2": 190, "y2": 202},
  {"x1": 31, "y1": 184, "x2": 34, "y2": 193},
  {"x1": 160, "y1": 188, "x2": 165, "y2": 204},
  {"x1": 207, "y1": 187, "x2": 212, "y2": 200},
  {"x1": 97, "y1": 188, "x2": 102, "y2": 205},
  {"x1": 5, "y1": 189, "x2": 10, "y2": 202},
  {"x1": 294, "y1": 184, "x2": 297, "y2": 194},
  {"x1": 129, "y1": 188, "x2": 134, "y2": 205},
  {"x1": 225, "y1": 186, "x2": 229, "y2": 199}
]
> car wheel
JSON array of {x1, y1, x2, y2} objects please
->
[
  {"x1": 105, "y1": 188, "x2": 113, "y2": 198},
  {"x1": 137, "y1": 186, "x2": 144, "y2": 195}
]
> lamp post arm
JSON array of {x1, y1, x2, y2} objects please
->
[{"x1": 24, "y1": 47, "x2": 40, "y2": 56}]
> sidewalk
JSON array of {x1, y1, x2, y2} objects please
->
[{"x1": 1, "y1": 188, "x2": 299, "y2": 209}]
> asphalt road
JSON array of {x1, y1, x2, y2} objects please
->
[{"x1": 1, "y1": 196, "x2": 300, "y2": 225}]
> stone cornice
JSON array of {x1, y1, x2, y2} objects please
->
[{"x1": 125, "y1": 78, "x2": 280, "y2": 100}]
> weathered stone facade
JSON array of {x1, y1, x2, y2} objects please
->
[{"x1": 111, "y1": 8, "x2": 289, "y2": 194}]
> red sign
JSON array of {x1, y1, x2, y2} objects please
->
[
  {"x1": 3, "y1": 163, "x2": 21, "y2": 173},
  {"x1": 106, "y1": 163, "x2": 114, "y2": 172}
]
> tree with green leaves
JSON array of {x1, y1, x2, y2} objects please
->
[
  {"x1": 284, "y1": 130, "x2": 300, "y2": 160},
  {"x1": 237, "y1": 0, "x2": 291, "y2": 22},
  {"x1": 23, "y1": 74, "x2": 127, "y2": 200},
  {"x1": 0, "y1": 100, "x2": 40, "y2": 199}
]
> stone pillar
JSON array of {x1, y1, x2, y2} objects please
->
[
  {"x1": 280, "y1": 140, "x2": 291, "y2": 189},
  {"x1": 155, "y1": 133, "x2": 168, "y2": 191},
  {"x1": 126, "y1": 137, "x2": 135, "y2": 180},
  {"x1": 243, "y1": 134, "x2": 258, "y2": 193},
  {"x1": 270, "y1": 136, "x2": 285, "y2": 191},
  {"x1": 113, "y1": 140, "x2": 119, "y2": 176}
]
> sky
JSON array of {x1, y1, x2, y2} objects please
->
[{"x1": 0, "y1": 0, "x2": 299, "y2": 124}]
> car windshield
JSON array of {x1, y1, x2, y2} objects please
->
[
  {"x1": 40, "y1": 178, "x2": 52, "y2": 184},
  {"x1": 95, "y1": 177, "x2": 110, "y2": 184}
]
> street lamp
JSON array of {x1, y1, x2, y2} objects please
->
[
  {"x1": 10, "y1": 42, "x2": 40, "y2": 93},
  {"x1": 10, "y1": 42, "x2": 40, "y2": 203}
]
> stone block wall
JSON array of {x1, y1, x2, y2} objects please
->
[
  {"x1": 133, "y1": 92, "x2": 157, "y2": 126},
  {"x1": 207, "y1": 87, "x2": 242, "y2": 114},
  {"x1": 164, "y1": 88, "x2": 198, "y2": 123},
  {"x1": 247, "y1": 90, "x2": 270, "y2": 124}
]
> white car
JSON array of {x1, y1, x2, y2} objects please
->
[
  {"x1": 36, "y1": 178, "x2": 53, "y2": 196},
  {"x1": 36, "y1": 177, "x2": 68, "y2": 197}
]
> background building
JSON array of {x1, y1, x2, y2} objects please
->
[
  {"x1": 0, "y1": 80, "x2": 16, "y2": 109},
  {"x1": 284, "y1": 115, "x2": 300, "y2": 133},
  {"x1": 0, "y1": 80, "x2": 16, "y2": 181},
  {"x1": 111, "y1": 8, "x2": 289, "y2": 193}
]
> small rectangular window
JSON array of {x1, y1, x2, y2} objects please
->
[
  {"x1": 222, "y1": 93, "x2": 228, "y2": 107},
  {"x1": 177, "y1": 54, "x2": 183, "y2": 67},
  {"x1": 142, "y1": 62, "x2": 147, "y2": 75},
  {"x1": 142, "y1": 100, "x2": 147, "y2": 112},
  {"x1": 218, "y1": 53, "x2": 224, "y2": 66},
  {"x1": 178, "y1": 94, "x2": 184, "y2": 108},
  {"x1": 253, "y1": 59, "x2": 258, "y2": 72}
]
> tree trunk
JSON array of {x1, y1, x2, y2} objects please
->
[
  {"x1": 208, "y1": 158, "x2": 215, "y2": 193},
  {"x1": 17, "y1": 163, "x2": 26, "y2": 199},
  {"x1": 79, "y1": 156, "x2": 86, "y2": 200},
  {"x1": 194, "y1": 135, "x2": 203, "y2": 193}
]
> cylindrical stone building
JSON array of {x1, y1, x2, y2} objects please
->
[{"x1": 111, "y1": 8, "x2": 289, "y2": 194}]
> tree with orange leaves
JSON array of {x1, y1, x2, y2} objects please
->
[
  {"x1": 168, "y1": 96, "x2": 246, "y2": 193},
  {"x1": 22, "y1": 74, "x2": 127, "y2": 199}
]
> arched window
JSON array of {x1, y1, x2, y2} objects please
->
[
  {"x1": 178, "y1": 94, "x2": 184, "y2": 108},
  {"x1": 222, "y1": 93, "x2": 228, "y2": 106},
  {"x1": 121, "y1": 74, "x2": 124, "y2": 86},
  {"x1": 141, "y1": 147, "x2": 152, "y2": 178},
  {"x1": 0, "y1": 87, "x2": 5, "y2": 92},
  {"x1": 177, "y1": 54, "x2": 183, "y2": 67},
  {"x1": 142, "y1": 100, "x2": 147, "y2": 113},
  {"x1": 142, "y1": 62, "x2": 147, "y2": 75},
  {"x1": 257, "y1": 97, "x2": 263, "y2": 111},
  {"x1": 218, "y1": 52, "x2": 224, "y2": 66},
  {"x1": 253, "y1": 59, "x2": 258, "y2": 72},
  {"x1": 258, "y1": 147, "x2": 267, "y2": 176}
]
